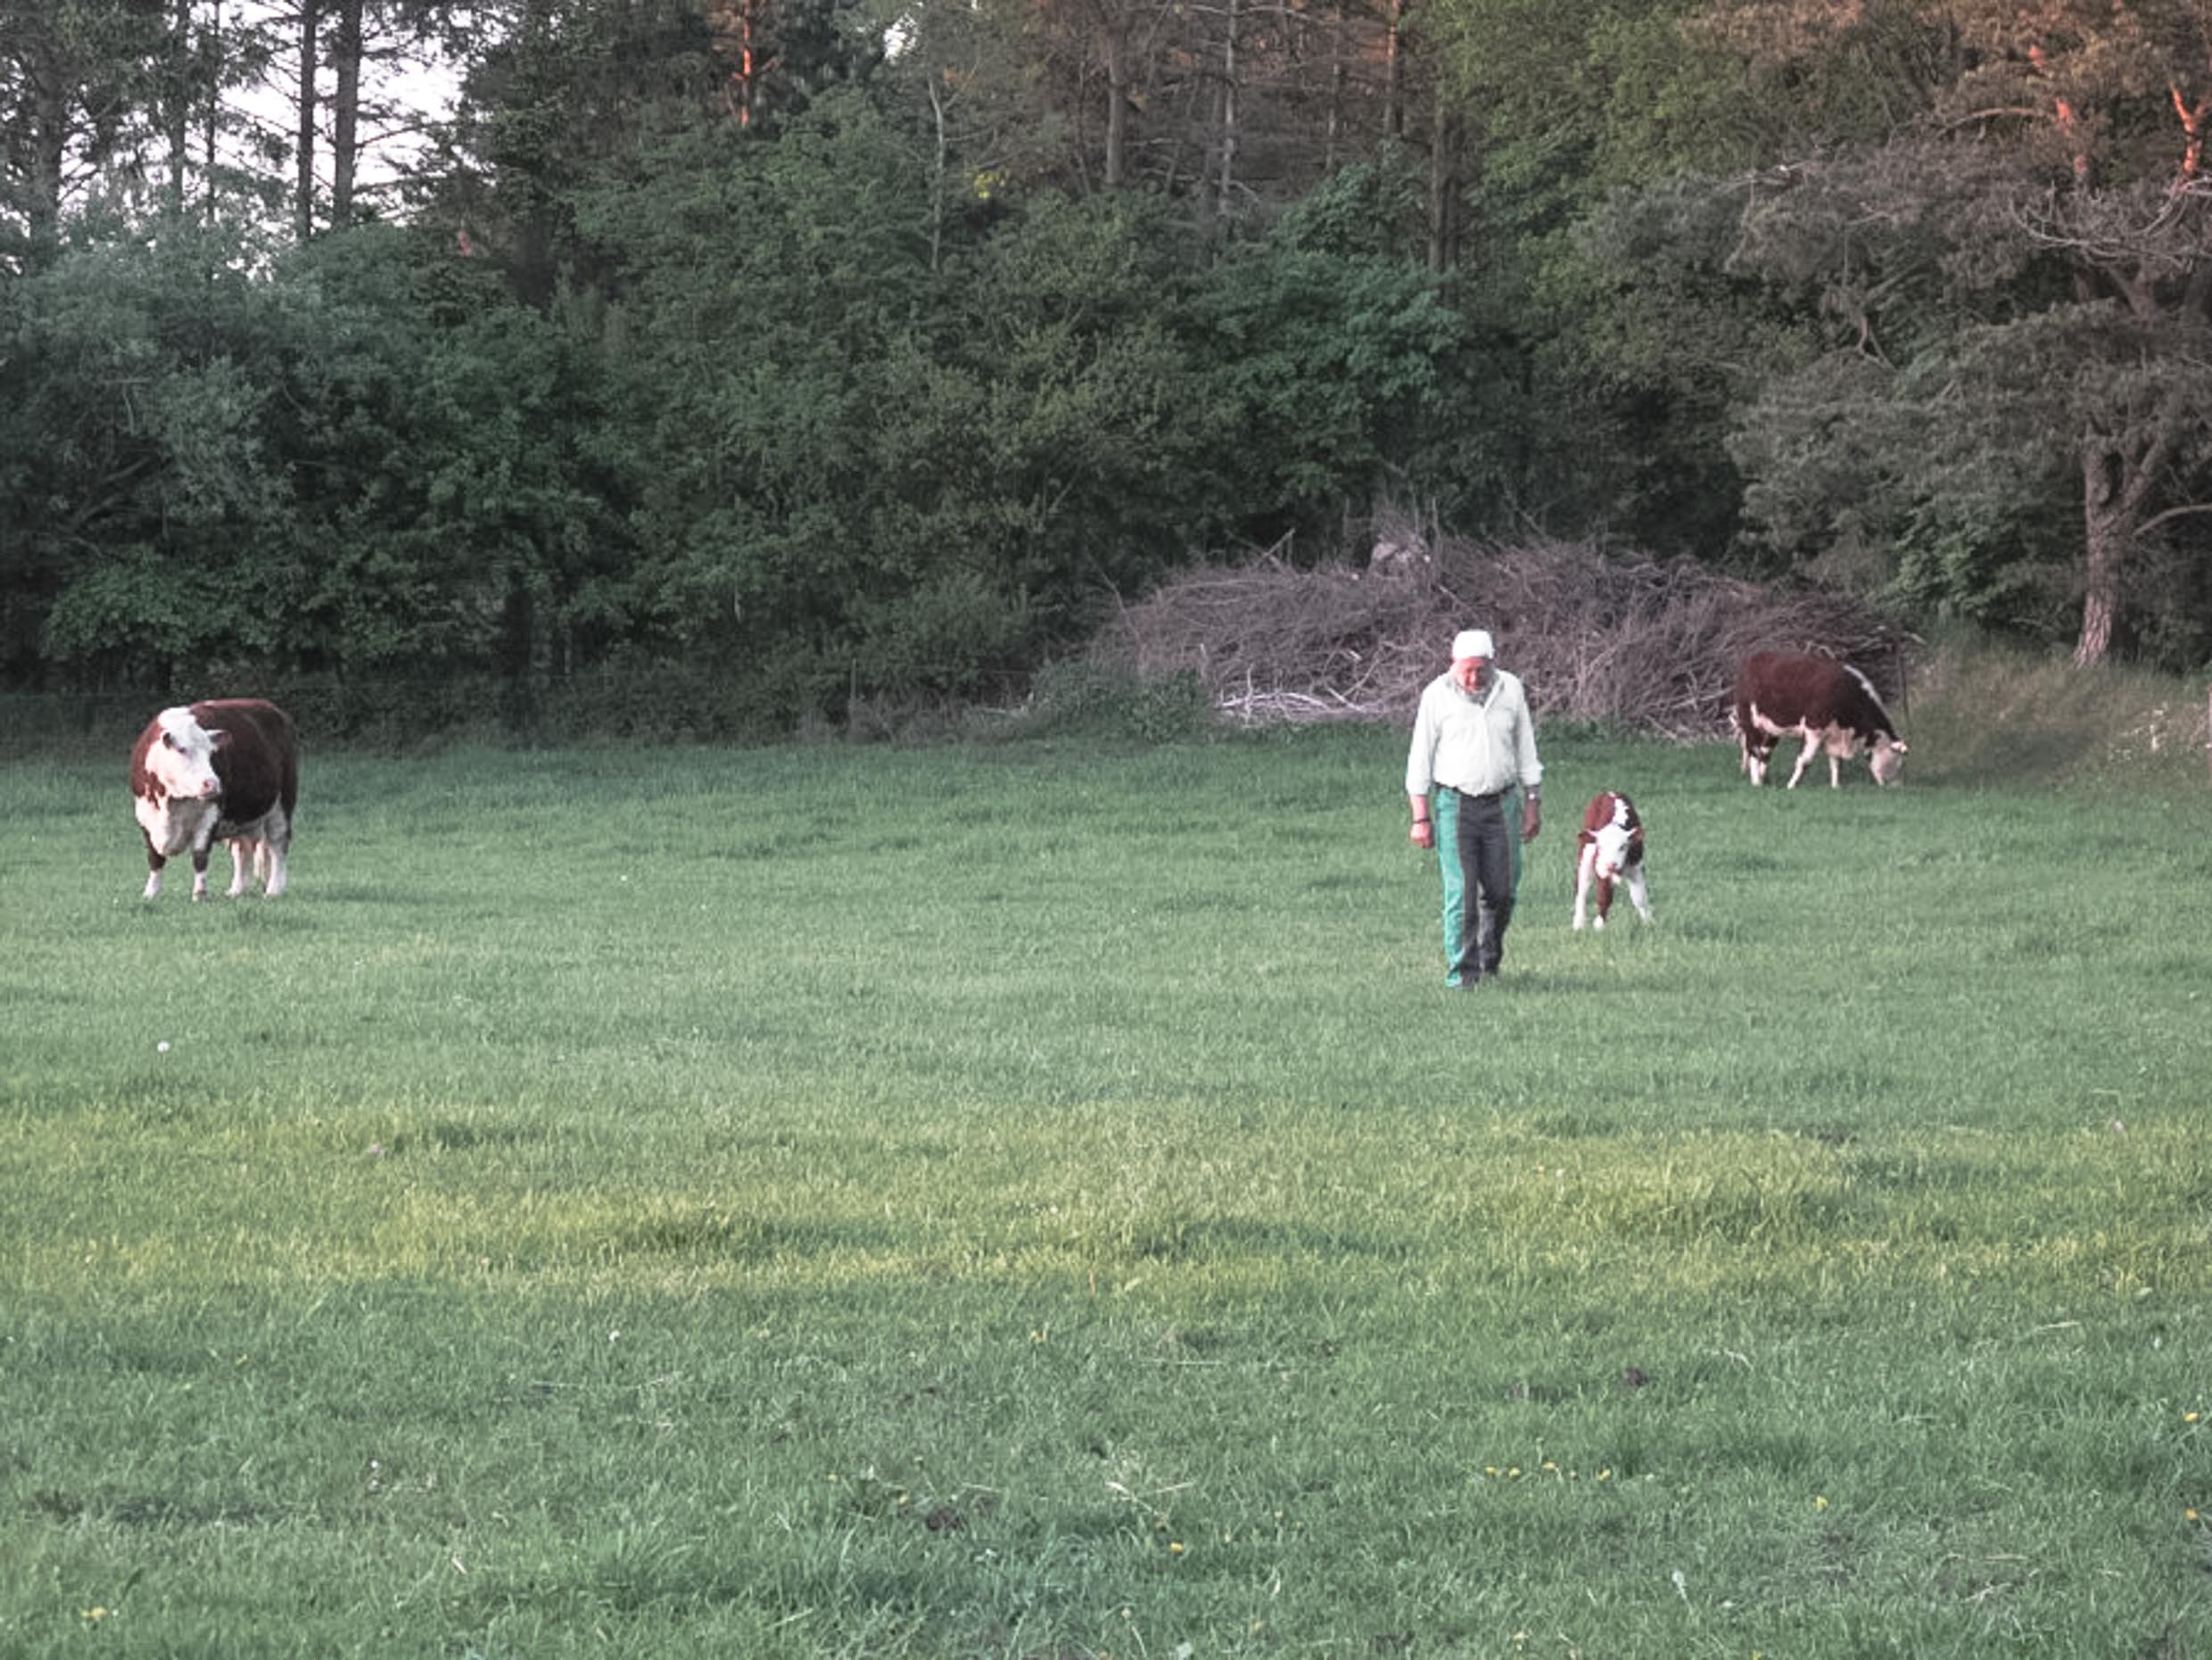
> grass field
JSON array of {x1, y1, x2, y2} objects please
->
[{"x1": 4, "y1": 722, "x2": 2209, "y2": 1657}]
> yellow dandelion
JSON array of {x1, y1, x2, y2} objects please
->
[
  {"x1": 1541, "y1": 1461, "x2": 1558, "y2": 1474},
  {"x1": 2187, "y1": 1412, "x2": 2201, "y2": 1425},
  {"x1": 81, "y1": 1608, "x2": 110, "y2": 1623},
  {"x1": 2188, "y1": 1508, "x2": 2200, "y2": 1523},
  {"x1": 1814, "y1": 1496, "x2": 1829, "y2": 1510},
  {"x1": 1597, "y1": 1469, "x2": 1613, "y2": 1482},
  {"x1": 1485, "y1": 1466, "x2": 1499, "y2": 1478},
  {"x1": 1507, "y1": 1466, "x2": 1523, "y2": 1480},
  {"x1": 1168, "y1": 1540, "x2": 1185, "y2": 1555}
]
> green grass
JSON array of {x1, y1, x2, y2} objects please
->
[{"x1": 4, "y1": 725, "x2": 2209, "y2": 1657}]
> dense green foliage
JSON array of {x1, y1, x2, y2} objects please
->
[
  {"x1": 4, "y1": 0, "x2": 2212, "y2": 723},
  {"x1": 4, "y1": 729, "x2": 2209, "y2": 1654}
]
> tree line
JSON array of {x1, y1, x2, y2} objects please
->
[{"x1": 4, "y1": 0, "x2": 2208, "y2": 731}]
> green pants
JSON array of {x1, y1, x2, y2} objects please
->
[{"x1": 1434, "y1": 786, "x2": 1522, "y2": 986}]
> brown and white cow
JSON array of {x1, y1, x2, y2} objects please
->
[
  {"x1": 1731, "y1": 651, "x2": 1907, "y2": 789},
  {"x1": 130, "y1": 699, "x2": 299, "y2": 900},
  {"x1": 1572, "y1": 790, "x2": 1651, "y2": 931}
]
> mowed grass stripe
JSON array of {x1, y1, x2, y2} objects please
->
[{"x1": 2, "y1": 726, "x2": 2208, "y2": 1656}]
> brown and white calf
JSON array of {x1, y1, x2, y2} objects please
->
[
  {"x1": 1572, "y1": 791, "x2": 1651, "y2": 931},
  {"x1": 1731, "y1": 651, "x2": 1907, "y2": 789},
  {"x1": 130, "y1": 699, "x2": 299, "y2": 900}
]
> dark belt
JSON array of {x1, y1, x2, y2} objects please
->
[{"x1": 1450, "y1": 786, "x2": 1507, "y2": 801}]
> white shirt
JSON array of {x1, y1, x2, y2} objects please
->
[{"x1": 1405, "y1": 667, "x2": 1542, "y2": 800}]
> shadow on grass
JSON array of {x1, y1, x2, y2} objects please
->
[
  {"x1": 608, "y1": 1212, "x2": 899, "y2": 1264},
  {"x1": 1112, "y1": 1213, "x2": 1419, "y2": 1266},
  {"x1": 30, "y1": 1488, "x2": 281, "y2": 1529}
]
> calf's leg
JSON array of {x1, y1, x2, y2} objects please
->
[{"x1": 1625, "y1": 863, "x2": 1652, "y2": 922}]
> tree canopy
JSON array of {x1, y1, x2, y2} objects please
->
[{"x1": 3, "y1": 0, "x2": 2208, "y2": 724}]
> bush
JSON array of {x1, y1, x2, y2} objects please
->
[{"x1": 1019, "y1": 661, "x2": 1216, "y2": 743}]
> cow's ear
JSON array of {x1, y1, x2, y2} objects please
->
[{"x1": 211, "y1": 730, "x2": 233, "y2": 750}]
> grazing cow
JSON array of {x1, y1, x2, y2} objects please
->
[
  {"x1": 1572, "y1": 790, "x2": 1651, "y2": 931},
  {"x1": 130, "y1": 699, "x2": 298, "y2": 900},
  {"x1": 1731, "y1": 651, "x2": 1907, "y2": 789}
]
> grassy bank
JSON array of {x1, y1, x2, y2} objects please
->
[{"x1": 3, "y1": 727, "x2": 2208, "y2": 1656}]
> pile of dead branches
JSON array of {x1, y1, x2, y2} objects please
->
[{"x1": 1092, "y1": 534, "x2": 1911, "y2": 739}]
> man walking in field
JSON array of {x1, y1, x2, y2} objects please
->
[{"x1": 1405, "y1": 628, "x2": 1543, "y2": 988}]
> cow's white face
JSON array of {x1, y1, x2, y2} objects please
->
[
  {"x1": 144, "y1": 707, "x2": 226, "y2": 802},
  {"x1": 1869, "y1": 737, "x2": 1907, "y2": 786},
  {"x1": 1589, "y1": 820, "x2": 1636, "y2": 880},
  {"x1": 135, "y1": 707, "x2": 227, "y2": 862}
]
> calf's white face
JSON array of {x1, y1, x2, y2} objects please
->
[
  {"x1": 1869, "y1": 735, "x2": 1907, "y2": 786},
  {"x1": 1589, "y1": 820, "x2": 1636, "y2": 880}
]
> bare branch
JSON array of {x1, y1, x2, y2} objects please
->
[
  {"x1": 1092, "y1": 529, "x2": 1907, "y2": 739},
  {"x1": 2133, "y1": 500, "x2": 2212, "y2": 538}
]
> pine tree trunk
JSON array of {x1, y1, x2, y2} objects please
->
[
  {"x1": 1325, "y1": 0, "x2": 1344, "y2": 169},
  {"x1": 331, "y1": 0, "x2": 362, "y2": 225},
  {"x1": 27, "y1": 67, "x2": 67, "y2": 256},
  {"x1": 1382, "y1": 0, "x2": 1404, "y2": 139},
  {"x1": 165, "y1": 0, "x2": 191, "y2": 219},
  {"x1": 2075, "y1": 444, "x2": 2127, "y2": 668},
  {"x1": 1102, "y1": 23, "x2": 1128, "y2": 187},
  {"x1": 294, "y1": 2, "x2": 319, "y2": 241},
  {"x1": 927, "y1": 77, "x2": 948, "y2": 273},
  {"x1": 1427, "y1": 99, "x2": 1457, "y2": 272},
  {"x1": 2076, "y1": 509, "x2": 2122, "y2": 668},
  {"x1": 1217, "y1": 0, "x2": 1239, "y2": 221}
]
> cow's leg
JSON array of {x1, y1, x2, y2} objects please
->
[
  {"x1": 1786, "y1": 731, "x2": 1820, "y2": 788},
  {"x1": 1625, "y1": 863, "x2": 1652, "y2": 922},
  {"x1": 1573, "y1": 843, "x2": 1596, "y2": 930},
  {"x1": 261, "y1": 805, "x2": 290, "y2": 896},
  {"x1": 188, "y1": 822, "x2": 219, "y2": 901},
  {"x1": 227, "y1": 838, "x2": 252, "y2": 897},
  {"x1": 144, "y1": 855, "x2": 165, "y2": 900}
]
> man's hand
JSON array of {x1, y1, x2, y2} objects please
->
[
  {"x1": 1520, "y1": 797, "x2": 1542, "y2": 843},
  {"x1": 1411, "y1": 819, "x2": 1435, "y2": 850}
]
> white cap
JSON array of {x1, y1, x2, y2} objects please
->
[{"x1": 1451, "y1": 628, "x2": 1495, "y2": 662}]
